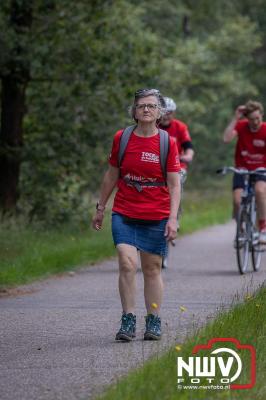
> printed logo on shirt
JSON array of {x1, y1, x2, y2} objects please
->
[
  {"x1": 123, "y1": 173, "x2": 159, "y2": 190},
  {"x1": 253, "y1": 139, "x2": 265, "y2": 148},
  {"x1": 124, "y1": 173, "x2": 158, "y2": 183},
  {"x1": 141, "y1": 152, "x2": 159, "y2": 164},
  {"x1": 241, "y1": 150, "x2": 264, "y2": 163}
]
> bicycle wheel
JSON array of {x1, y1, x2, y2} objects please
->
[
  {"x1": 252, "y1": 242, "x2": 261, "y2": 271},
  {"x1": 236, "y1": 206, "x2": 249, "y2": 274},
  {"x1": 250, "y1": 196, "x2": 262, "y2": 272}
]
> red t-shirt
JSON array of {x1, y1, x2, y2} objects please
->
[
  {"x1": 234, "y1": 120, "x2": 266, "y2": 170},
  {"x1": 109, "y1": 130, "x2": 180, "y2": 220},
  {"x1": 159, "y1": 119, "x2": 192, "y2": 170}
]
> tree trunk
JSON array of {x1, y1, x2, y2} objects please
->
[
  {"x1": 182, "y1": 15, "x2": 191, "y2": 37},
  {"x1": 0, "y1": 1, "x2": 32, "y2": 213},
  {"x1": 0, "y1": 77, "x2": 27, "y2": 211}
]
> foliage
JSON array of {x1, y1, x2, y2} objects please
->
[{"x1": 0, "y1": 0, "x2": 265, "y2": 223}]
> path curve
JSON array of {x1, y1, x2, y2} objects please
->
[{"x1": 0, "y1": 222, "x2": 265, "y2": 400}]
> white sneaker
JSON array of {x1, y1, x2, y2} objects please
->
[
  {"x1": 162, "y1": 256, "x2": 168, "y2": 269},
  {"x1": 259, "y1": 230, "x2": 266, "y2": 244}
]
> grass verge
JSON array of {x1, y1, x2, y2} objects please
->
[
  {"x1": 98, "y1": 286, "x2": 266, "y2": 400},
  {"x1": 0, "y1": 186, "x2": 232, "y2": 288},
  {"x1": 0, "y1": 216, "x2": 115, "y2": 288}
]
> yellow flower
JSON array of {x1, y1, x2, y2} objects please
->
[
  {"x1": 245, "y1": 294, "x2": 252, "y2": 301},
  {"x1": 175, "y1": 345, "x2": 182, "y2": 352},
  {"x1": 152, "y1": 302, "x2": 158, "y2": 309},
  {"x1": 256, "y1": 303, "x2": 261, "y2": 308},
  {"x1": 179, "y1": 305, "x2": 187, "y2": 312}
]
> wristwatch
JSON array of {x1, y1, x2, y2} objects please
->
[{"x1": 96, "y1": 202, "x2": 105, "y2": 212}]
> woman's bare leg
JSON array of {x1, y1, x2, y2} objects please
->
[
  {"x1": 117, "y1": 244, "x2": 138, "y2": 314},
  {"x1": 140, "y1": 251, "x2": 163, "y2": 314}
]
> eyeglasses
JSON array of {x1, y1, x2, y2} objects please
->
[{"x1": 135, "y1": 103, "x2": 159, "y2": 110}]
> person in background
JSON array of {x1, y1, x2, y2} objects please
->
[
  {"x1": 223, "y1": 100, "x2": 266, "y2": 244},
  {"x1": 92, "y1": 89, "x2": 181, "y2": 341},
  {"x1": 159, "y1": 97, "x2": 194, "y2": 173},
  {"x1": 159, "y1": 97, "x2": 194, "y2": 267}
]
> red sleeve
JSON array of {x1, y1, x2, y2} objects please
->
[
  {"x1": 179, "y1": 122, "x2": 192, "y2": 143},
  {"x1": 108, "y1": 130, "x2": 123, "y2": 167},
  {"x1": 167, "y1": 137, "x2": 181, "y2": 172}
]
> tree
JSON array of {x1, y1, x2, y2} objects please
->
[
  {"x1": 1, "y1": 0, "x2": 161, "y2": 221},
  {"x1": 0, "y1": 0, "x2": 264, "y2": 222},
  {"x1": 0, "y1": 1, "x2": 33, "y2": 212}
]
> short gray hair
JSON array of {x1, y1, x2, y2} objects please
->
[{"x1": 129, "y1": 88, "x2": 166, "y2": 122}]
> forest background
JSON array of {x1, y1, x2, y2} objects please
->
[{"x1": 0, "y1": 0, "x2": 266, "y2": 226}]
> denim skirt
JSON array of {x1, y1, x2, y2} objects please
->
[{"x1": 112, "y1": 212, "x2": 168, "y2": 256}]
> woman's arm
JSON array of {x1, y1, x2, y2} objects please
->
[
  {"x1": 164, "y1": 172, "x2": 181, "y2": 241},
  {"x1": 92, "y1": 165, "x2": 119, "y2": 230}
]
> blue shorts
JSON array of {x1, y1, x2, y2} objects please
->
[{"x1": 111, "y1": 212, "x2": 168, "y2": 257}]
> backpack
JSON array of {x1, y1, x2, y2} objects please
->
[{"x1": 118, "y1": 125, "x2": 170, "y2": 192}]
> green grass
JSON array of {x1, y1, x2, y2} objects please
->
[
  {"x1": 181, "y1": 188, "x2": 231, "y2": 234},
  {"x1": 98, "y1": 286, "x2": 266, "y2": 400},
  {"x1": 0, "y1": 216, "x2": 115, "y2": 288},
  {"x1": 0, "y1": 186, "x2": 232, "y2": 288}
]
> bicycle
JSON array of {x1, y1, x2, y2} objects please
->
[{"x1": 217, "y1": 167, "x2": 266, "y2": 275}]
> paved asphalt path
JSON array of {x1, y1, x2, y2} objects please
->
[{"x1": 0, "y1": 222, "x2": 265, "y2": 400}]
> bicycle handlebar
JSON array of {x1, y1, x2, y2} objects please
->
[{"x1": 216, "y1": 167, "x2": 266, "y2": 176}]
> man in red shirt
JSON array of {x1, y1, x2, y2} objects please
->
[
  {"x1": 159, "y1": 97, "x2": 194, "y2": 174},
  {"x1": 223, "y1": 100, "x2": 266, "y2": 243},
  {"x1": 159, "y1": 97, "x2": 194, "y2": 267}
]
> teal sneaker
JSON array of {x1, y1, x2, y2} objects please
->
[
  {"x1": 144, "y1": 314, "x2": 161, "y2": 340},
  {"x1": 115, "y1": 313, "x2": 136, "y2": 341}
]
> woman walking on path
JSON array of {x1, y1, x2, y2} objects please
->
[{"x1": 92, "y1": 88, "x2": 181, "y2": 341}]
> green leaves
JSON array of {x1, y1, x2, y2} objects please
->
[{"x1": 0, "y1": 0, "x2": 265, "y2": 223}]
